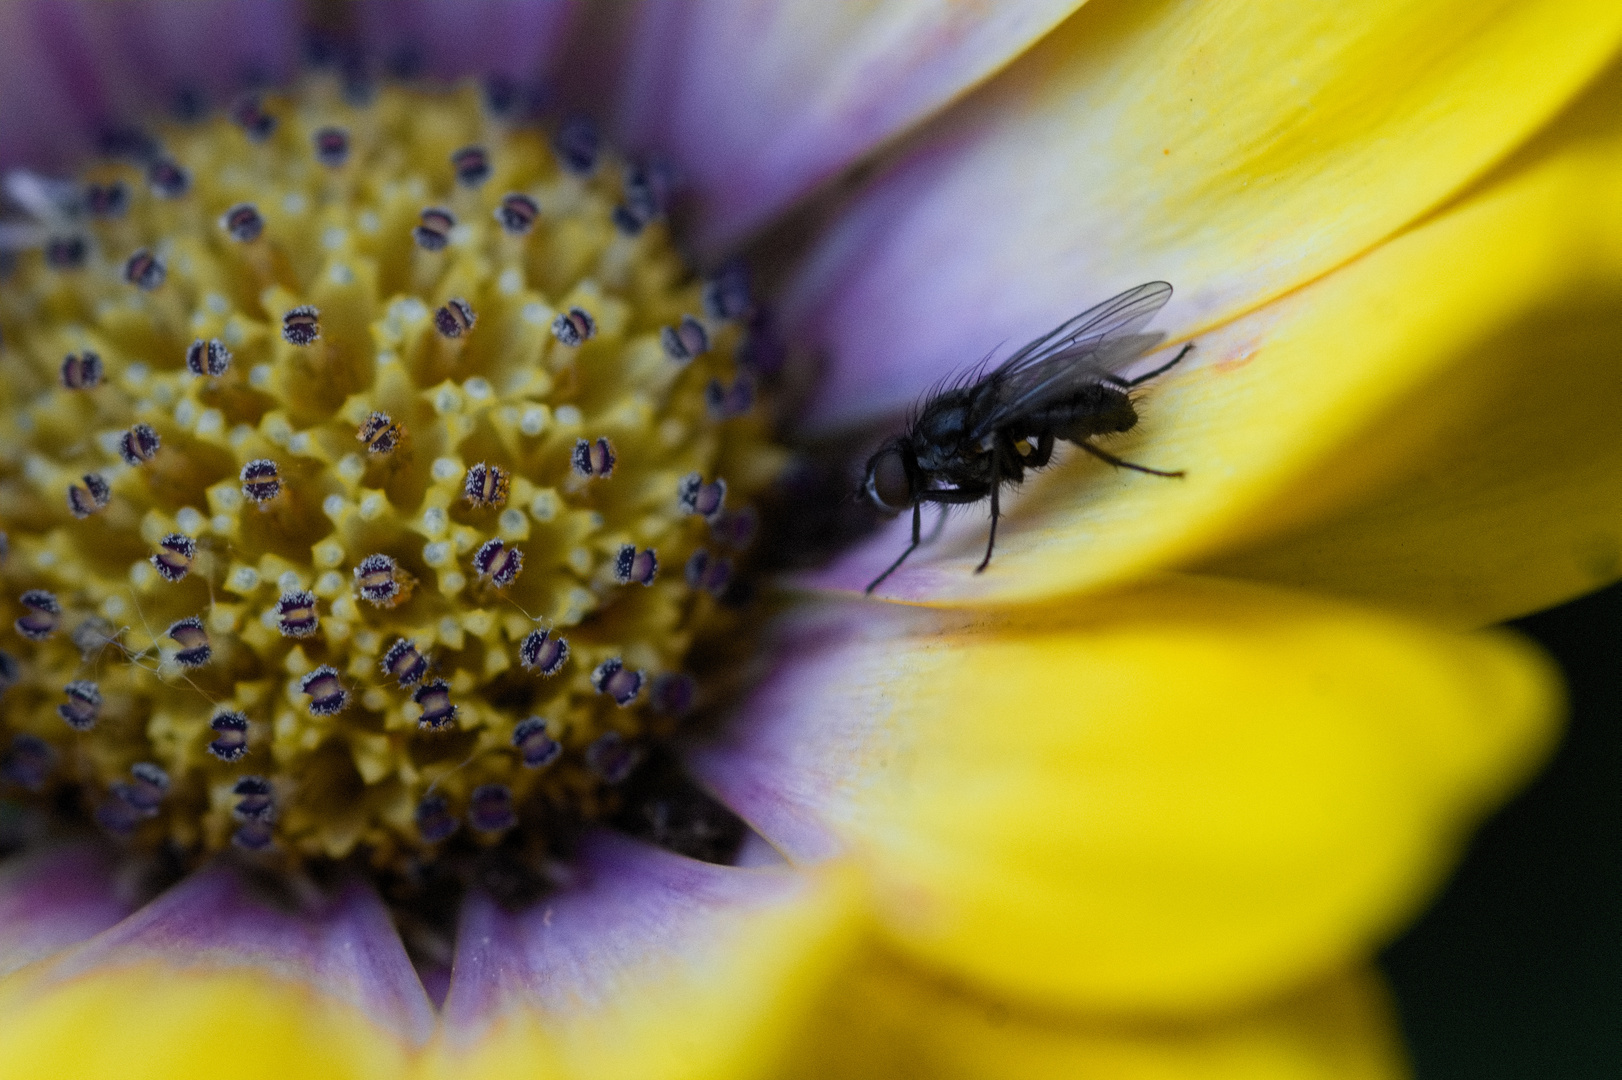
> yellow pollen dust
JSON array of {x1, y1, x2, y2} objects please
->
[{"x1": 0, "y1": 79, "x2": 781, "y2": 865}]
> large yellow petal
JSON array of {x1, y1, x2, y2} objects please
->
[
  {"x1": 786, "y1": 0, "x2": 1622, "y2": 430},
  {"x1": 814, "y1": 72, "x2": 1622, "y2": 616},
  {"x1": 691, "y1": 576, "x2": 1559, "y2": 1015},
  {"x1": 782, "y1": 954, "x2": 1407, "y2": 1080}
]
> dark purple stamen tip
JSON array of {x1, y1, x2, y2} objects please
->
[
  {"x1": 222, "y1": 203, "x2": 264, "y2": 243},
  {"x1": 186, "y1": 337, "x2": 231, "y2": 377},
  {"x1": 414, "y1": 207, "x2": 454, "y2": 251},
  {"x1": 451, "y1": 145, "x2": 491, "y2": 187},
  {"x1": 518, "y1": 629, "x2": 568, "y2": 676},
  {"x1": 570, "y1": 436, "x2": 615, "y2": 478},
  {"x1": 463, "y1": 462, "x2": 509, "y2": 508},
  {"x1": 299, "y1": 665, "x2": 347, "y2": 715},
  {"x1": 277, "y1": 590, "x2": 319, "y2": 638},
  {"x1": 312, "y1": 126, "x2": 350, "y2": 167},
  {"x1": 711, "y1": 506, "x2": 759, "y2": 549},
  {"x1": 552, "y1": 114, "x2": 599, "y2": 176},
  {"x1": 413, "y1": 679, "x2": 457, "y2": 730},
  {"x1": 58, "y1": 680, "x2": 102, "y2": 730},
  {"x1": 434, "y1": 297, "x2": 476, "y2": 338},
  {"x1": 468, "y1": 784, "x2": 515, "y2": 832},
  {"x1": 124, "y1": 249, "x2": 166, "y2": 291},
  {"x1": 650, "y1": 672, "x2": 697, "y2": 717},
  {"x1": 15, "y1": 589, "x2": 61, "y2": 640},
  {"x1": 702, "y1": 259, "x2": 752, "y2": 321},
  {"x1": 67, "y1": 473, "x2": 112, "y2": 518},
  {"x1": 233, "y1": 821, "x2": 275, "y2": 850},
  {"x1": 613, "y1": 544, "x2": 658, "y2": 586},
  {"x1": 511, "y1": 716, "x2": 562, "y2": 768},
  {"x1": 1, "y1": 733, "x2": 53, "y2": 791},
  {"x1": 282, "y1": 306, "x2": 320, "y2": 345},
  {"x1": 416, "y1": 794, "x2": 457, "y2": 842},
  {"x1": 60, "y1": 351, "x2": 102, "y2": 389},
  {"x1": 85, "y1": 181, "x2": 129, "y2": 219},
  {"x1": 151, "y1": 533, "x2": 197, "y2": 581},
  {"x1": 586, "y1": 730, "x2": 641, "y2": 783},
  {"x1": 382, "y1": 637, "x2": 428, "y2": 687},
  {"x1": 550, "y1": 306, "x2": 595, "y2": 346},
  {"x1": 240, "y1": 458, "x2": 281, "y2": 504},
  {"x1": 167, "y1": 615, "x2": 211, "y2": 667},
  {"x1": 209, "y1": 709, "x2": 250, "y2": 762},
  {"x1": 357, "y1": 411, "x2": 401, "y2": 454},
  {"x1": 232, "y1": 777, "x2": 275, "y2": 833},
  {"x1": 472, "y1": 539, "x2": 522, "y2": 588},
  {"x1": 590, "y1": 658, "x2": 643, "y2": 707},
  {"x1": 615, "y1": 158, "x2": 674, "y2": 234},
  {"x1": 120, "y1": 423, "x2": 161, "y2": 466},
  {"x1": 354, "y1": 554, "x2": 402, "y2": 606},
  {"x1": 231, "y1": 96, "x2": 277, "y2": 141},
  {"x1": 677, "y1": 472, "x2": 727, "y2": 520},
  {"x1": 45, "y1": 236, "x2": 87, "y2": 269},
  {"x1": 146, "y1": 158, "x2": 190, "y2": 199},
  {"x1": 495, "y1": 192, "x2": 538, "y2": 235},
  {"x1": 121, "y1": 762, "x2": 170, "y2": 812},
  {"x1": 0, "y1": 650, "x2": 18, "y2": 693},
  {"x1": 660, "y1": 315, "x2": 709, "y2": 363},
  {"x1": 705, "y1": 374, "x2": 756, "y2": 419},
  {"x1": 684, "y1": 548, "x2": 733, "y2": 597}
]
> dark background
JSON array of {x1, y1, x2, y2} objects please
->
[{"x1": 1383, "y1": 582, "x2": 1622, "y2": 1078}]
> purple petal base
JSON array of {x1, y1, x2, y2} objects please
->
[{"x1": 0, "y1": 843, "x2": 134, "y2": 978}]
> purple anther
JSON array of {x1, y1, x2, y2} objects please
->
[
  {"x1": 240, "y1": 458, "x2": 281, "y2": 504},
  {"x1": 312, "y1": 126, "x2": 350, "y2": 167},
  {"x1": 60, "y1": 351, "x2": 102, "y2": 389},
  {"x1": 221, "y1": 203, "x2": 264, "y2": 243},
  {"x1": 735, "y1": 308, "x2": 786, "y2": 377},
  {"x1": 146, "y1": 157, "x2": 190, "y2": 199},
  {"x1": 711, "y1": 506, "x2": 759, "y2": 550},
  {"x1": 495, "y1": 192, "x2": 539, "y2": 235},
  {"x1": 552, "y1": 114, "x2": 599, "y2": 176},
  {"x1": 413, "y1": 207, "x2": 454, "y2": 251},
  {"x1": 282, "y1": 306, "x2": 320, "y2": 345},
  {"x1": 276, "y1": 590, "x2": 319, "y2": 638},
  {"x1": 705, "y1": 374, "x2": 756, "y2": 419},
  {"x1": 550, "y1": 306, "x2": 595, "y2": 346},
  {"x1": 677, "y1": 472, "x2": 727, "y2": 520},
  {"x1": 468, "y1": 784, "x2": 515, "y2": 832},
  {"x1": 649, "y1": 672, "x2": 697, "y2": 717},
  {"x1": 230, "y1": 96, "x2": 276, "y2": 141},
  {"x1": 1, "y1": 734, "x2": 53, "y2": 791},
  {"x1": 97, "y1": 125, "x2": 158, "y2": 161},
  {"x1": 67, "y1": 473, "x2": 112, "y2": 519},
  {"x1": 124, "y1": 249, "x2": 166, "y2": 291},
  {"x1": 0, "y1": 651, "x2": 18, "y2": 693},
  {"x1": 684, "y1": 549, "x2": 732, "y2": 596},
  {"x1": 590, "y1": 658, "x2": 643, "y2": 707},
  {"x1": 702, "y1": 259, "x2": 752, "y2": 321},
  {"x1": 185, "y1": 337, "x2": 231, "y2": 377},
  {"x1": 299, "y1": 665, "x2": 347, "y2": 715},
  {"x1": 45, "y1": 236, "x2": 87, "y2": 269},
  {"x1": 472, "y1": 538, "x2": 522, "y2": 588},
  {"x1": 357, "y1": 411, "x2": 402, "y2": 454},
  {"x1": 208, "y1": 710, "x2": 250, "y2": 762},
  {"x1": 413, "y1": 679, "x2": 457, "y2": 730},
  {"x1": 660, "y1": 316, "x2": 709, "y2": 363},
  {"x1": 463, "y1": 462, "x2": 509, "y2": 508},
  {"x1": 122, "y1": 762, "x2": 170, "y2": 812},
  {"x1": 518, "y1": 628, "x2": 568, "y2": 676},
  {"x1": 434, "y1": 297, "x2": 476, "y2": 338},
  {"x1": 416, "y1": 794, "x2": 457, "y2": 842},
  {"x1": 120, "y1": 423, "x2": 161, "y2": 466},
  {"x1": 586, "y1": 730, "x2": 641, "y2": 783},
  {"x1": 85, "y1": 181, "x2": 129, "y2": 219},
  {"x1": 58, "y1": 680, "x2": 101, "y2": 730},
  {"x1": 354, "y1": 554, "x2": 403, "y2": 607},
  {"x1": 615, "y1": 158, "x2": 674, "y2": 234},
  {"x1": 151, "y1": 532, "x2": 197, "y2": 581},
  {"x1": 166, "y1": 615, "x2": 211, "y2": 667},
  {"x1": 233, "y1": 822, "x2": 274, "y2": 851},
  {"x1": 451, "y1": 145, "x2": 491, "y2": 187},
  {"x1": 482, "y1": 73, "x2": 519, "y2": 116},
  {"x1": 570, "y1": 436, "x2": 615, "y2": 478},
  {"x1": 613, "y1": 544, "x2": 658, "y2": 587},
  {"x1": 382, "y1": 637, "x2": 428, "y2": 687},
  {"x1": 511, "y1": 716, "x2": 562, "y2": 768},
  {"x1": 95, "y1": 798, "x2": 143, "y2": 835},
  {"x1": 15, "y1": 590, "x2": 61, "y2": 640},
  {"x1": 232, "y1": 776, "x2": 274, "y2": 820}
]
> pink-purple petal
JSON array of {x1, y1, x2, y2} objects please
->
[
  {"x1": 32, "y1": 859, "x2": 436, "y2": 1044},
  {"x1": 609, "y1": 0, "x2": 1086, "y2": 253},
  {"x1": 0, "y1": 843, "x2": 134, "y2": 978},
  {"x1": 352, "y1": 0, "x2": 579, "y2": 85}
]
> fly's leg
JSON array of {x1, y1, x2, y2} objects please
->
[
  {"x1": 865, "y1": 500, "x2": 923, "y2": 595},
  {"x1": 1022, "y1": 431, "x2": 1055, "y2": 469},
  {"x1": 976, "y1": 440, "x2": 1002, "y2": 574},
  {"x1": 1125, "y1": 342, "x2": 1195, "y2": 387},
  {"x1": 1078, "y1": 439, "x2": 1184, "y2": 477}
]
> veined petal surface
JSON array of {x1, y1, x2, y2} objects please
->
[
  {"x1": 610, "y1": 0, "x2": 1085, "y2": 253},
  {"x1": 0, "y1": 860, "x2": 433, "y2": 1079},
  {"x1": 691, "y1": 577, "x2": 1559, "y2": 1014},
  {"x1": 786, "y1": 0, "x2": 1622, "y2": 429},
  {"x1": 434, "y1": 832, "x2": 860, "y2": 1080}
]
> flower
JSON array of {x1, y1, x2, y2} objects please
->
[{"x1": 0, "y1": 3, "x2": 1619, "y2": 1079}]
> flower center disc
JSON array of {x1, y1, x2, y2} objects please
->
[{"x1": 0, "y1": 76, "x2": 779, "y2": 871}]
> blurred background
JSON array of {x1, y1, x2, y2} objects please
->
[{"x1": 1383, "y1": 582, "x2": 1621, "y2": 1077}]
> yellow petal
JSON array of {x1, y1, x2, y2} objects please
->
[
  {"x1": 816, "y1": 67, "x2": 1622, "y2": 614},
  {"x1": 429, "y1": 834, "x2": 861, "y2": 1080},
  {"x1": 782, "y1": 954, "x2": 1406, "y2": 1080},
  {"x1": 787, "y1": 0, "x2": 1622, "y2": 430},
  {"x1": 692, "y1": 576, "x2": 1559, "y2": 1014}
]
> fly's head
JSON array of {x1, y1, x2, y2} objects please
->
[{"x1": 862, "y1": 439, "x2": 914, "y2": 515}]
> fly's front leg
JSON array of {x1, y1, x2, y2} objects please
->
[
  {"x1": 977, "y1": 440, "x2": 1002, "y2": 574},
  {"x1": 865, "y1": 500, "x2": 924, "y2": 594}
]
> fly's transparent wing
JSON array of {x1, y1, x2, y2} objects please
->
[{"x1": 966, "y1": 283, "x2": 1174, "y2": 440}]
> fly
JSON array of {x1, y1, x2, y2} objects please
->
[{"x1": 861, "y1": 281, "x2": 1192, "y2": 594}]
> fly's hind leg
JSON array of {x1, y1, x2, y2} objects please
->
[
  {"x1": 1078, "y1": 440, "x2": 1184, "y2": 478},
  {"x1": 1125, "y1": 342, "x2": 1195, "y2": 387},
  {"x1": 976, "y1": 440, "x2": 1002, "y2": 574}
]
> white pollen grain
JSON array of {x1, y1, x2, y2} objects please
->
[
  {"x1": 249, "y1": 364, "x2": 273, "y2": 388},
  {"x1": 359, "y1": 493, "x2": 384, "y2": 520},
  {"x1": 554, "y1": 404, "x2": 582, "y2": 427},
  {"x1": 175, "y1": 507, "x2": 205, "y2": 534},
  {"x1": 520, "y1": 406, "x2": 549, "y2": 436},
  {"x1": 431, "y1": 458, "x2": 461, "y2": 482},
  {"x1": 323, "y1": 494, "x2": 348, "y2": 519}
]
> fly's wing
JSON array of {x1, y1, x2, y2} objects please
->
[{"x1": 967, "y1": 283, "x2": 1173, "y2": 439}]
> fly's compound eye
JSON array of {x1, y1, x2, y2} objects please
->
[{"x1": 865, "y1": 447, "x2": 911, "y2": 513}]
